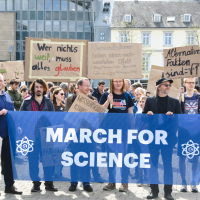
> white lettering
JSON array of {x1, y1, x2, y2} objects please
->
[
  {"x1": 124, "y1": 153, "x2": 138, "y2": 168},
  {"x1": 64, "y1": 128, "x2": 78, "y2": 143},
  {"x1": 61, "y1": 152, "x2": 73, "y2": 166},
  {"x1": 108, "y1": 129, "x2": 122, "y2": 144},
  {"x1": 97, "y1": 153, "x2": 107, "y2": 167},
  {"x1": 155, "y1": 130, "x2": 168, "y2": 145},
  {"x1": 140, "y1": 154, "x2": 150, "y2": 168},
  {"x1": 138, "y1": 130, "x2": 154, "y2": 144},
  {"x1": 74, "y1": 152, "x2": 88, "y2": 167},
  {"x1": 46, "y1": 128, "x2": 63, "y2": 142},
  {"x1": 127, "y1": 130, "x2": 138, "y2": 144},
  {"x1": 93, "y1": 129, "x2": 107, "y2": 143},
  {"x1": 109, "y1": 153, "x2": 122, "y2": 167},
  {"x1": 80, "y1": 129, "x2": 92, "y2": 143}
]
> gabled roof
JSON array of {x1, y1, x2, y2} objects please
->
[{"x1": 111, "y1": 1, "x2": 200, "y2": 28}]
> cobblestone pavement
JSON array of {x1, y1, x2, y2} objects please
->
[{"x1": 0, "y1": 176, "x2": 199, "y2": 200}]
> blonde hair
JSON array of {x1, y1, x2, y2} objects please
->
[
  {"x1": 140, "y1": 96, "x2": 147, "y2": 101},
  {"x1": 184, "y1": 77, "x2": 196, "y2": 83},
  {"x1": 135, "y1": 87, "x2": 146, "y2": 95}
]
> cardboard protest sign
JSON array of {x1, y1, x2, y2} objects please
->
[
  {"x1": 164, "y1": 45, "x2": 200, "y2": 79},
  {"x1": 68, "y1": 92, "x2": 107, "y2": 113},
  {"x1": 147, "y1": 65, "x2": 181, "y2": 98},
  {"x1": 0, "y1": 61, "x2": 24, "y2": 82},
  {"x1": 25, "y1": 38, "x2": 88, "y2": 82},
  {"x1": 88, "y1": 42, "x2": 142, "y2": 79}
]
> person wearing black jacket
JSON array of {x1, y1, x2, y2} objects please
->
[
  {"x1": 20, "y1": 79, "x2": 58, "y2": 193},
  {"x1": 143, "y1": 78, "x2": 182, "y2": 200},
  {"x1": 92, "y1": 80, "x2": 105, "y2": 102}
]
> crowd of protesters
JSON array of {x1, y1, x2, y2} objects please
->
[{"x1": 0, "y1": 74, "x2": 200, "y2": 200}]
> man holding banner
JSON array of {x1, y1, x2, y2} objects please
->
[
  {"x1": 143, "y1": 78, "x2": 182, "y2": 200},
  {"x1": 20, "y1": 79, "x2": 58, "y2": 192},
  {"x1": 0, "y1": 74, "x2": 22, "y2": 194}
]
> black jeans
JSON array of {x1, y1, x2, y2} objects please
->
[
  {"x1": 2, "y1": 136, "x2": 14, "y2": 189},
  {"x1": 149, "y1": 146, "x2": 173, "y2": 195}
]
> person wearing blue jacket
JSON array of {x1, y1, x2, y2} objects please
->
[{"x1": 0, "y1": 75, "x2": 22, "y2": 195}]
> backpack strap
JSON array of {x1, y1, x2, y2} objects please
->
[{"x1": 197, "y1": 94, "x2": 200, "y2": 114}]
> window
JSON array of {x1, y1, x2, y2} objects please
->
[
  {"x1": 69, "y1": 11, "x2": 75, "y2": 20},
  {"x1": 46, "y1": 0, "x2": 52, "y2": 10},
  {"x1": 61, "y1": 0, "x2": 67, "y2": 10},
  {"x1": 53, "y1": 21, "x2": 59, "y2": 31},
  {"x1": 61, "y1": 32, "x2": 67, "y2": 39},
  {"x1": 7, "y1": 0, "x2": 13, "y2": 10},
  {"x1": 119, "y1": 32, "x2": 129, "y2": 42},
  {"x1": 183, "y1": 14, "x2": 191, "y2": 22},
  {"x1": 22, "y1": 11, "x2": 29, "y2": 20},
  {"x1": 37, "y1": 21, "x2": 44, "y2": 31},
  {"x1": 45, "y1": 11, "x2": 51, "y2": 20},
  {"x1": 77, "y1": 32, "x2": 83, "y2": 39},
  {"x1": 22, "y1": 0, "x2": 28, "y2": 10},
  {"x1": 69, "y1": 1, "x2": 75, "y2": 11},
  {"x1": 22, "y1": 21, "x2": 28, "y2": 30},
  {"x1": 30, "y1": 11, "x2": 36, "y2": 20},
  {"x1": 142, "y1": 33, "x2": 150, "y2": 46},
  {"x1": 77, "y1": 1, "x2": 83, "y2": 11},
  {"x1": 124, "y1": 15, "x2": 131, "y2": 23},
  {"x1": 15, "y1": 0, "x2": 20, "y2": 10},
  {"x1": 16, "y1": 21, "x2": 21, "y2": 30},
  {"x1": 85, "y1": 22, "x2": 91, "y2": 32},
  {"x1": 77, "y1": 12, "x2": 83, "y2": 20},
  {"x1": 45, "y1": 21, "x2": 51, "y2": 31},
  {"x1": 30, "y1": 0, "x2": 36, "y2": 10},
  {"x1": 53, "y1": 11, "x2": 59, "y2": 20},
  {"x1": 30, "y1": 21, "x2": 36, "y2": 31},
  {"x1": 154, "y1": 14, "x2": 161, "y2": 23},
  {"x1": 0, "y1": 0, "x2": 5, "y2": 10},
  {"x1": 69, "y1": 32, "x2": 76, "y2": 39},
  {"x1": 38, "y1": 11, "x2": 43, "y2": 20},
  {"x1": 142, "y1": 54, "x2": 151, "y2": 72},
  {"x1": 38, "y1": 0, "x2": 44, "y2": 10},
  {"x1": 69, "y1": 21, "x2": 75, "y2": 31},
  {"x1": 186, "y1": 32, "x2": 195, "y2": 45},
  {"x1": 164, "y1": 33, "x2": 173, "y2": 46},
  {"x1": 54, "y1": 0, "x2": 59, "y2": 10},
  {"x1": 77, "y1": 21, "x2": 83, "y2": 32},
  {"x1": 45, "y1": 32, "x2": 51, "y2": 38},
  {"x1": 61, "y1": 11, "x2": 67, "y2": 20},
  {"x1": 85, "y1": 2, "x2": 91, "y2": 11},
  {"x1": 61, "y1": 21, "x2": 67, "y2": 31},
  {"x1": 16, "y1": 41, "x2": 21, "y2": 51}
]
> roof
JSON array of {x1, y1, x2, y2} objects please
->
[{"x1": 111, "y1": 1, "x2": 200, "y2": 28}]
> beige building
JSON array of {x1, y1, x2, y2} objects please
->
[
  {"x1": 111, "y1": 1, "x2": 200, "y2": 87},
  {"x1": 0, "y1": 12, "x2": 15, "y2": 61}
]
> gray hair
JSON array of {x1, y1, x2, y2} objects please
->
[
  {"x1": 125, "y1": 79, "x2": 131, "y2": 85},
  {"x1": 77, "y1": 77, "x2": 89, "y2": 86},
  {"x1": 60, "y1": 82, "x2": 68, "y2": 90}
]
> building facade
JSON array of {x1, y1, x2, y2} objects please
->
[
  {"x1": 0, "y1": 0, "x2": 94, "y2": 61},
  {"x1": 111, "y1": 1, "x2": 200, "y2": 87}
]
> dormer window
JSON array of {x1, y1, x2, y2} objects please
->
[
  {"x1": 124, "y1": 15, "x2": 132, "y2": 23},
  {"x1": 167, "y1": 17, "x2": 175, "y2": 22},
  {"x1": 153, "y1": 14, "x2": 161, "y2": 23},
  {"x1": 183, "y1": 14, "x2": 191, "y2": 22}
]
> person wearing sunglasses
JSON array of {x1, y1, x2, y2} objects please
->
[
  {"x1": 143, "y1": 78, "x2": 182, "y2": 200},
  {"x1": 53, "y1": 88, "x2": 65, "y2": 112}
]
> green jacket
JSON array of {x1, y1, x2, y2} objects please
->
[{"x1": 6, "y1": 90, "x2": 24, "y2": 111}]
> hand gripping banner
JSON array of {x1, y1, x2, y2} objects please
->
[{"x1": 6, "y1": 112, "x2": 200, "y2": 185}]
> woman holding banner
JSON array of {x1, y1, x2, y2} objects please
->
[{"x1": 99, "y1": 79, "x2": 133, "y2": 192}]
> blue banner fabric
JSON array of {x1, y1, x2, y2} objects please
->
[{"x1": 6, "y1": 111, "x2": 200, "y2": 185}]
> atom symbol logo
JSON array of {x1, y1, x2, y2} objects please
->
[
  {"x1": 16, "y1": 137, "x2": 34, "y2": 156},
  {"x1": 182, "y1": 140, "x2": 199, "y2": 159}
]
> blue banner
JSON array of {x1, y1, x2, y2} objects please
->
[{"x1": 6, "y1": 111, "x2": 200, "y2": 185}]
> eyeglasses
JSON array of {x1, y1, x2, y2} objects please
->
[
  {"x1": 113, "y1": 81, "x2": 123, "y2": 83},
  {"x1": 82, "y1": 85, "x2": 90, "y2": 88},
  {"x1": 60, "y1": 93, "x2": 64, "y2": 96},
  {"x1": 185, "y1": 82, "x2": 195, "y2": 85},
  {"x1": 161, "y1": 84, "x2": 171, "y2": 87}
]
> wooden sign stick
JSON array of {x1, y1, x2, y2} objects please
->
[{"x1": 110, "y1": 79, "x2": 113, "y2": 109}]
